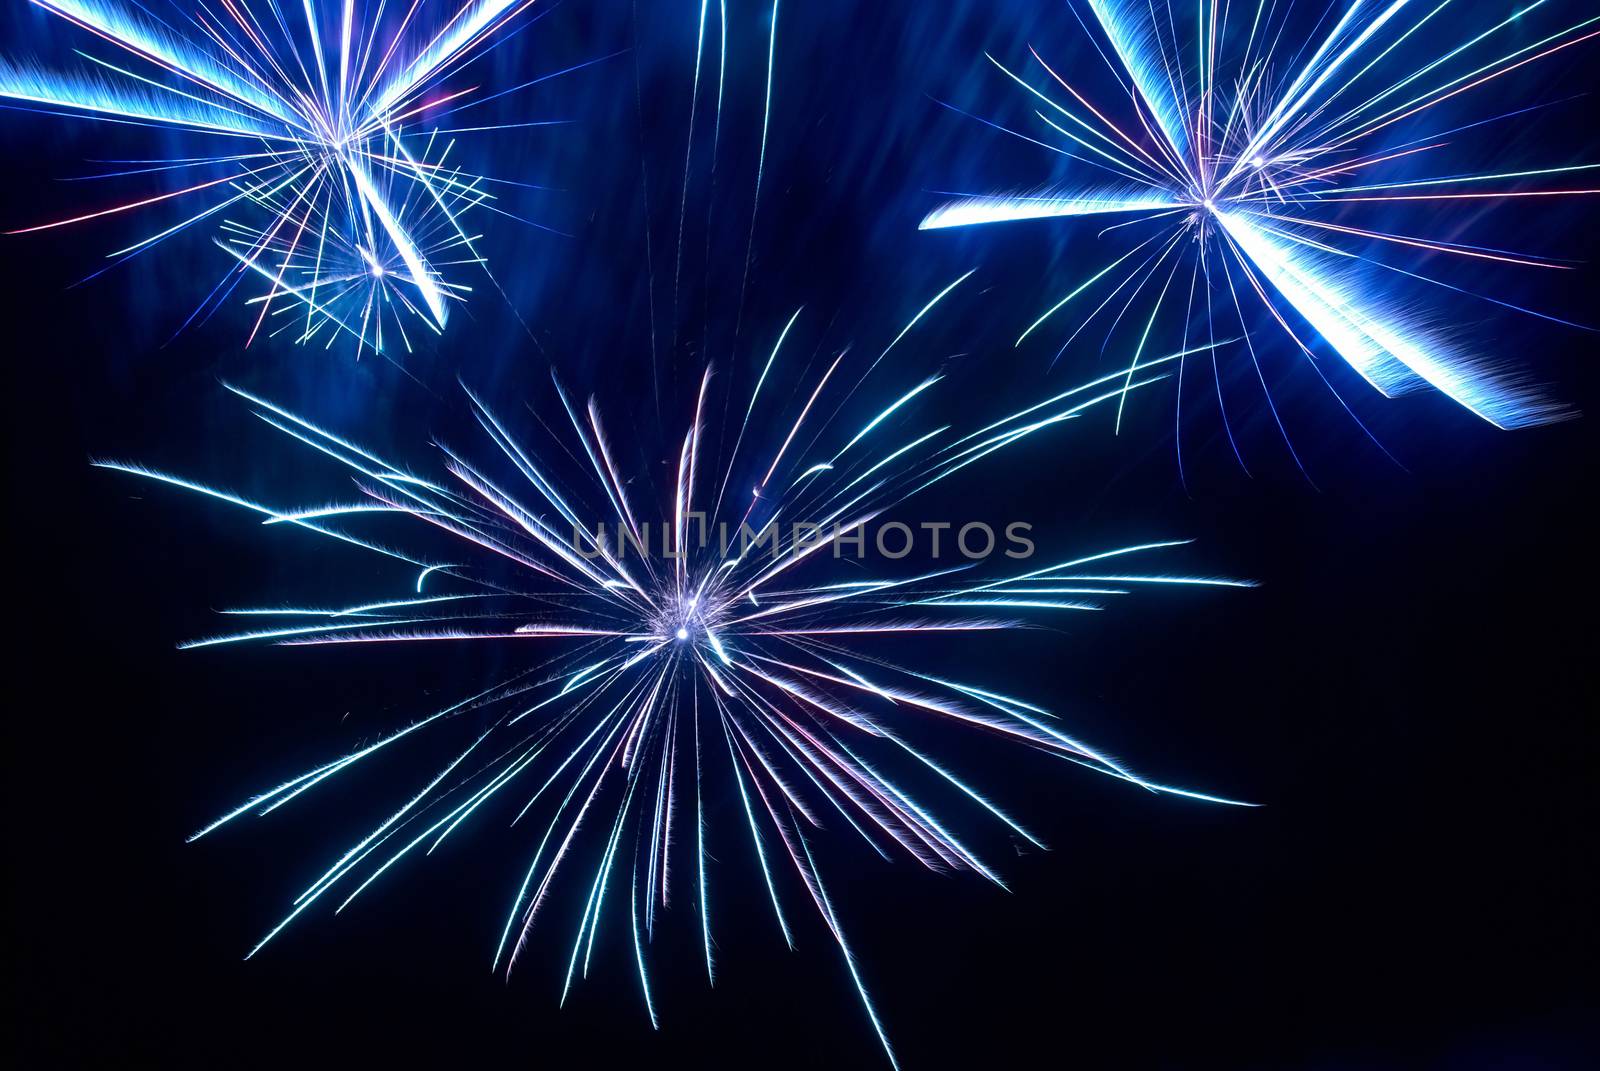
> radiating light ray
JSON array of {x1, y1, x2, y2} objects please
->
[
  {"x1": 97, "y1": 299, "x2": 1254, "y2": 1065},
  {"x1": 2, "y1": 0, "x2": 606, "y2": 353},
  {"x1": 735, "y1": 0, "x2": 780, "y2": 333},
  {"x1": 924, "y1": 0, "x2": 1595, "y2": 461}
]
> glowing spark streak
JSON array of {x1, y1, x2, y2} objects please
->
[
  {"x1": 797, "y1": 830, "x2": 899, "y2": 1071},
  {"x1": 919, "y1": 189, "x2": 1178, "y2": 231},
  {"x1": 867, "y1": 269, "x2": 975, "y2": 372},
  {"x1": 344, "y1": 152, "x2": 448, "y2": 325},
  {"x1": 721, "y1": 715, "x2": 796, "y2": 948},
  {"x1": 7, "y1": 169, "x2": 251, "y2": 234},
  {"x1": 1216, "y1": 210, "x2": 1552, "y2": 428}
]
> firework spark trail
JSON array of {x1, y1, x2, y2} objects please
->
[
  {"x1": 922, "y1": 0, "x2": 1596, "y2": 461},
  {"x1": 96, "y1": 285, "x2": 1255, "y2": 1066},
  {"x1": 1, "y1": 0, "x2": 607, "y2": 354}
]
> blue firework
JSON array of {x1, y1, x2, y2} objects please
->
[
  {"x1": 2, "y1": 0, "x2": 608, "y2": 353},
  {"x1": 922, "y1": 0, "x2": 1597, "y2": 472},
  {"x1": 95, "y1": 282, "x2": 1255, "y2": 1066}
]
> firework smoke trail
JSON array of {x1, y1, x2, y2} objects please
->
[
  {"x1": 921, "y1": 0, "x2": 1596, "y2": 469},
  {"x1": 95, "y1": 281, "x2": 1255, "y2": 1067},
  {"x1": 0, "y1": 0, "x2": 609, "y2": 354}
]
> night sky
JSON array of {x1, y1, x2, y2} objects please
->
[{"x1": 6, "y1": 2, "x2": 1597, "y2": 1067}]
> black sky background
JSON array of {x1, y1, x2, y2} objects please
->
[{"x1": 5, "y1": 1, "x2": 1597, "y2": 1067}]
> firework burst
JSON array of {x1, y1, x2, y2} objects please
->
[
  {"x1": 95, "y1": 283, "x2": 1254, "y2": 1066},
  {"x1": 922, "y1": 0, "x2": 1597, "y2": 472},
  {"x1": 1, "y1": 0, "x2": 606, "y2": 354}
]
